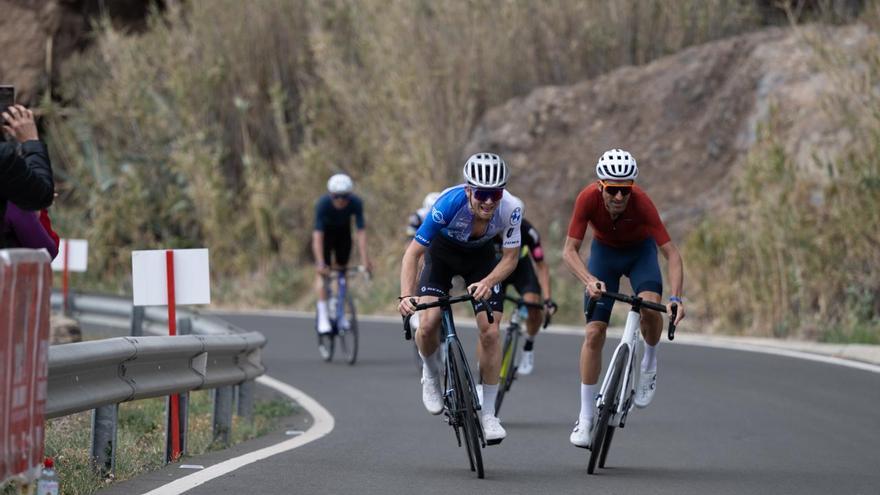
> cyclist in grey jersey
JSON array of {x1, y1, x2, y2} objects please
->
[{"x1": 399, "y1": 153, "x2": 523, "y2": 444}]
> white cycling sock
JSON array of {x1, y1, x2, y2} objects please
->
[
  {"x1": 641, "y1": 342, "x2": 658, "y2": 372},
  {"x1": 420, "y1": 349, "x2": 442, "y2": 379},
  {"x1": 580, "y1": 383, "x2": 597, "y2": 423},
  {"x1": 481, "y1": 384, "x2": 499, "y2": 417},
  {"x1": 317, "y1": 301, "x2": 329, "y2": 322}
]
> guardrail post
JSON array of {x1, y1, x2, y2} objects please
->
[
  {"x1": 213, "y1": 386, "x2": 234, "y2": 446},
  {"x1": 237, "y1": 381, "x2": 255, "y2": 419},
  {"x1": 130, "y1": 306, "x2": 145, "y2": 336},
  {"x1": 91, "y1": 404, "x2": 118, "y2": 476}
]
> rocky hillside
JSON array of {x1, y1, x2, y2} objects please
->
[
  {"x1": 465, "y1": 24, "x2": 871, "y2": 241},
  {"x1": 0, "y1": 0, "x2": 159, "y2": 103}
]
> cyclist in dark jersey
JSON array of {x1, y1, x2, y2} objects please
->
[
  {"x1": 562, "y1": 149, "x2": 685, "y2": 449},
  {"x1": 313, "y1": 173, "x2": 372, "y2": 334},
  {"x1": 495, "y1": 218, "x2": 557, "y2": 375}
]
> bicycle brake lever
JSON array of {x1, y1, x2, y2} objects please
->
[
  {"x1": 668, "y1": 304, "x2": 678, "y2": 341},
  {"x1": 481, "y1": 299, "x2": 494, "y2": 325},
  {"x1": 403, "y1": 315, "x2": 412, "y2": 340}
]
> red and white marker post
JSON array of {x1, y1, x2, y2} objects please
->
[
  {"x1": 132, "y1": 248, "x2": 210, "y2": 463},
  {"x1": 50, "y1": 239, "x2": 89, "y2": 315}
]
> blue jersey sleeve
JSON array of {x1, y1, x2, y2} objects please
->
[
  {"x1": 414, "y1": 188, "x2": 466, "y2": 246},
  {"x1": 353, "y1": 196, "x2": 365, "y2": 229}
]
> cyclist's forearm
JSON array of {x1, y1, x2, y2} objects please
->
[
  {"x1": 667, "y1": 248, "x2": 684, "y2": 298},
  {"x1": 312, "y1": 230, "x2": 325, "y2": 266},
  {"x1": 535, "y1": 260, "x2": 552, "y2": 300},
  {"x1": 485, "y1": 249, "x2": 518, "y2": 287},
  {"x1": 356, "y1": 229, "x2": 369, "y2": 263},
  {"x1": 399, "y1": 241, "x2": 423, "y2": 297},
  {"x1": 562, "y1": 237, "x2": 594, "y2": 287}
]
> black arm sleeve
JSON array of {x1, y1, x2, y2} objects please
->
[{"x1": 0, "y1": 141, "x2": 54, "y2": 210}]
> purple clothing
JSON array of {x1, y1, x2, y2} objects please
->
[{"x1": 3, "y1": 202, "x2": 58, "y2": 259}]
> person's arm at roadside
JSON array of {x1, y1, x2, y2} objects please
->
[
  {"x1": 0, "y1": 106, "x2": 53, "y2": 210},
  {"x1": 5, "y1": 202, "x2": 58, "y2": 258}
]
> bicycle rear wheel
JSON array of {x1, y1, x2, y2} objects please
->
[
  {"x1": 588, "y1": 346, "x2": 628, "y2": 474},
  {"x1": 494, "y1": 327, "x2": 518, "y2": 415},
  {"x1": 337, "y1": 295, "x2": 359, "y2": 365},
  {"x1": 450, "y1": 342, "x2": 484, "y2": 479}
]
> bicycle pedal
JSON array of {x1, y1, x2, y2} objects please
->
[{"x1": 485, "y1": 438, "x2": 504, "y2": 446}]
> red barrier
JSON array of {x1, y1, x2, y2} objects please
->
[{"x1": 0, "y1": 249, "x2": 52, "y2": 485}]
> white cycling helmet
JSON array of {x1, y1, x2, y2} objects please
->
[
  {"x1": 422, "y1": 192, "x2": 441, "y2": 210},
  {"x1": 463, "y1": 152, "x2": 508, "y2": 188},
  {"x1": 327, "y1": 173, "x2": 354, "y2": 194},
  {"x1": 596, "y1": 149, "x2": 638, "y2": 181}
]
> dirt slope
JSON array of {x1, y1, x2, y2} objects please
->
[{"x1": 465, "y1": 25, "x2": 872, "y2": 241}]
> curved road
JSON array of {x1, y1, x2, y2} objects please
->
[{"x1": 187, "y1": 313, "x2": 878, "y2": 494}]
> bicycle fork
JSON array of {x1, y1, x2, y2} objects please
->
[{"x1": 596, "y1": 308, "x2": 643, "y2": 428}]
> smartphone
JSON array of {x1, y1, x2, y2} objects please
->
[{"x1": 0, "y1": 85, "x2": 14, "y2": 116}]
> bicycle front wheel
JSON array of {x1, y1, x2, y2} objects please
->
[
  {"x1": 450, "y1": 343, "x2": 484, "y2": 479},
  {"x1": 494, "y1": 328, "x2": 518, "y2": 415},
  {"x1": 316, "y1": 317, "x2": 334, "y2": 362},
  {"x1": 588, "y1": 345, "x2": 628, "y2": 474},
  {"x1": 337, "y1": 295, "x2": 359, "y2": 365}
]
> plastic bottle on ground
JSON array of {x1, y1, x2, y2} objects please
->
[{"x1": 35, "y1": 457, "x2": 59, "y2": 495}]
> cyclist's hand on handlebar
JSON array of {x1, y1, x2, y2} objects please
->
[
  {"x1": 585, "y1": 279, "x2": 606, "y2": 300},
  {"x1": 544, "y1": 298, "x2": 558, "y2": 315},
  {"x1": 316, "y1": 263, "x2": 330, "y2": 276},
  {"x1": 398, "y1": 295, "x2": 419, "y2": 316},
  {"x1": 467, "y1": 280, "x2": 495, "y2": 302},
  {"x1": 667, "y1": 300, "x2": 685, "y2": 325}
]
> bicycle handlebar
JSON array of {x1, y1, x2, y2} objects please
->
[
  {"x1": 584, "y1": 290, "x2": 679, "y2": 341},
  {"x1": 402, "y1": 294, "x2": 494, "y2": 340}
]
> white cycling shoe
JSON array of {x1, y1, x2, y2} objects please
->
[
  {"x1": 569, "y1": 416, "x2": 596, "y2": 449},
  {"x1": 481, "y1": 415, "x2": 507, "y2": 445},
  {"x1": 634, "y1": 368, "x2": 657, "y2": 409},
  {"x1": 317, "y1": 317, "x2": 333, "y2": 335},
  {"x1": 421, "y1": 374, "x2": 444, "y2": 415},
  {"x1": 518, "y1": 350, "x2": 535, "y2": 375}
]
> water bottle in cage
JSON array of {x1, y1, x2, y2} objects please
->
[{"x1": 510, "y1": 304, "x2": 528, "y2": 326}]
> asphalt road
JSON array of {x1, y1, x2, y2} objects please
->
[{"x1": 181, "y1": 313, "x2": 879, "y2": 494}]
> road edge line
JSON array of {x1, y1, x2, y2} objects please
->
[{"x1": 144, "y1": 375, "x2": 335, "y2": 495}]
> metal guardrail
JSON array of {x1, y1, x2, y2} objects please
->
[
  {"x1": 47, "y1": 332, "x2": 265, "y2": 419},
  {"x1": 48, "y1": 291, "x2": 267, "y2": 474}
]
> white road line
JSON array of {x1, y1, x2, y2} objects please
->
[{"x1": 143, "y1": 375, "x2": 335, "y2": 495}]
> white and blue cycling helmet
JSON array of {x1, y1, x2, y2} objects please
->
[{"x1": 463, "y1": 152, "x2": 508, "y2": 188}]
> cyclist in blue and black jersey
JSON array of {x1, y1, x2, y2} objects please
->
[
  {"x1": 399, "y1": 153, "x2": 523, "y2": 444},
  {"x1": 494, "y1": 217, "x2": 557, "y2": 375},
  {"x1": 313, "y1": 174, "x2": 373, "y2": 334}
]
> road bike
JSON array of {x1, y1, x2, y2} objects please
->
[
  {"x1": 583, "y1": 291, "x2": 678, "y2": 474},
  {"x1": 315, "y1": 266, "x2": 369, "y2": 365},
  {"x1": 403, "y1": 294, "x2": 493, "y2": 478},
  {"x1": 493, "y1": 294, "x2": 551, "y2": 415}
]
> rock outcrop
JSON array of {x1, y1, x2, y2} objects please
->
[{"x1": 465, "y1": 25, "x2": 873, "y2": 240}]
